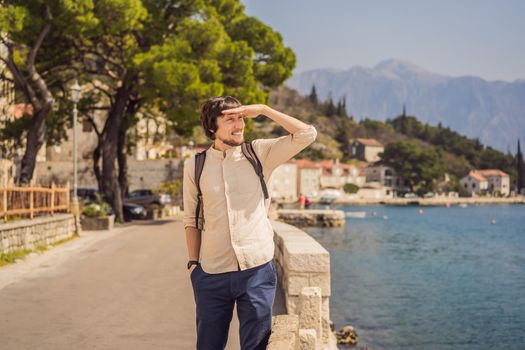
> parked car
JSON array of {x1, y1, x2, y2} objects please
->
[
  {"x1": 423, "y1": 192, "x2": 435, "y2": 198},
  {"x1": 404, "y1": 192, "x2": 418, "y2": 198},
  {"x1": 125, "y1": 189, "x2": 172, "y2": 208},
  {"x1": 122, "y1": 202, "x2": 147, "y2": 221},
  {"x1": 74, "y1": 187, "x2": 147, "y2": 222}
]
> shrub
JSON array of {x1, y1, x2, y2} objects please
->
[{"x1": 343, "y1": 183, "x2": 360, "y2": 194}]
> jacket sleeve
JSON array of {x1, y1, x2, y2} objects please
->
[
  {"x1": 252, "y1": 125, "x2": 317, "y2": 177},
  {"x1": 182, "y1": 156, "x2": 200, "y2": 230}
]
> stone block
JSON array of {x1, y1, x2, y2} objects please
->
[
  {"x1": 299, "y1": 328, "x2": 317, "y2": 350},
  {"x1": 321, "y1": 297, "x2": 331, "y2": 344},
  {"x1": 283, "y1": 243, "x2": 330, "y2": 273},
  {"x1": 286, "y1": 295, "x2": 299, "y2": 315},
  {"x1": 298, "y1": 287, "x2": 322, "y2": 340},
  {"x1": 80, "y1": 215, "x2": 115, "y2": 231},
  {"x1": 286, "y1": 272, "x2": 310, "y2": 296},
  {"x1": 267, "y1": 315, "x2": 300, "y2": 350},
  {"x1": 308, "y1": 272, "x2": 331, "y2": 296}
]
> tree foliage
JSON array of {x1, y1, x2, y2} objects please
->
[
  {"x1": 1, "y1": 0, "x2": 296, "y2": 221},
  {"x1": 387, "y1": 114, "x2": 516, "y2": 182},
  {"x1": 517, "y1": 139, "x2": 525, "y2": 193},
  {"x1": 380, "y1": 140, "x2": 446, "y2": 193}
]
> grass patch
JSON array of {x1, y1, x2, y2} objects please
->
[
  {"x1": 0, "y1": 249, "x2": 33, "y2": 267},
  {"x1": 50, "y1": 235, "x2": 78, "y2": 247},
  {"x1": 0, "y1": 234, "x2": 79, "y2": 268}
]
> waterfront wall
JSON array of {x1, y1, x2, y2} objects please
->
[
  {"x1": 0, "y1": 214, "x2": 75, "y2": 254},
  {"x1": 268, "y1": 220, "x2": 338, "y2": 350},
  {"x1": 276, "y1": 209, "x2": 345, "y2": 227}
]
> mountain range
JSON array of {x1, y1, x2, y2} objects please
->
[{"x1": 286, "y1": 59, "x2": 525, "y2": 152}]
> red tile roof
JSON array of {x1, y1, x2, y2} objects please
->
[
  {"x1": 295, "y1": 159, "x2": 320, "y2": 169},
  {"x1": 355, "y1": 138, "x2": 384, "y2": 147},
  {"x1": 468, "y1": 171, "x2": 487, "y2": 182},
  {"x1": 477, "y1": 169, "x2": 509, "y2": 177}
]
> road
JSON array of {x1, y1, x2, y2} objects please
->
[{"x1": 0, "y1": 218, "x2": 240, "y2": 350}]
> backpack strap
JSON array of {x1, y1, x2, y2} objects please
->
[
  {"x1": 241, "y1": 141, "x2": 269, "y2": 199},
  {"x1": 194, "y1": 150, "x2": 207, "y2": 229}
]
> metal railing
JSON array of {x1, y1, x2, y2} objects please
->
[{"x1": 1, "y1": 184, "x2": 70, "y2": 222}]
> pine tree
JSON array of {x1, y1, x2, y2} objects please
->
[
  {"x1": 336, "y1": 96, "x2": 348, "y2": 117},
  {"x1": 309, "y1": 85, "x2": 318, "y2": 105},
  {"x1": 325, "y1": 92, "x2": 336, "y2": 117},
  {"x1": 517, "y1": 139, "x2": 525, "y2": 194}
]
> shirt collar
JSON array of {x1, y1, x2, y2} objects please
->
[{"x1": 207, "y1": 144, "x2": 243, "y2": 160}]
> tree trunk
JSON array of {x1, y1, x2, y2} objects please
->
[
  {"x1": 101, "y1": 71, "x2": 136, "y2": 222},
  {"x1": 117, "y1": 122, "x2": 129, "y2": 198},
  {"x1": 117, "y1": 98, "x2": 140, "y2": 198},
  {"x1": 93, "y1": 138, "x2": 103, "y2": 191},
  {"x1": 19, "y1": 106, "x2": 51, "y2": 185}
]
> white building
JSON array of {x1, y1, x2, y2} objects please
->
[
  {"x1": 351, "y1": 138, "x2": 384, "y2": 163},
  {"x1": 460, "y1": 169, "x2": 510, "y2": 197},
  {"x1": 318, "y1": 159, "x2": 366, "y2": 189},
  {"x1": 270, "y1": 161, "x2": 298, "y2": 202},
  {"x1": 295, "y1": 159, "x2": 321, "y2": 199}
]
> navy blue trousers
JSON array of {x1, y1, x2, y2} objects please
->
[{"x1": 190, "y1": 261, "x2": 276, "y2": 350}]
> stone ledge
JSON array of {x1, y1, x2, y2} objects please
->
[
  {"x1": 267, "y1": 315, "x2": 300, "y2": 350},
  {"x1": 276, "y1": 209, "x2": 345, "y2": 227}
]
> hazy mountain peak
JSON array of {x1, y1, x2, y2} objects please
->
[
  {"x1": 373, "y1": 59, "x2": 436, "y2": 79},
  {"x1": 286, "y1": 60, "x2": 525, "y2": 152}
]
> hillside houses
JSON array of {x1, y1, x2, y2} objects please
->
[
  {"x1": 460, "y1": 170, "x2": 510, "y2": 197},
  {"x1": 351, "y1": 138, "x2": 384, "y2": 162},
  {"x1": 271, "y1": 158, "x2": 366, "y2": 202}
]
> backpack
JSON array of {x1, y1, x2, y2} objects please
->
[{"x1": 193, "y1": 141, "x2": 269, "y2": 229}]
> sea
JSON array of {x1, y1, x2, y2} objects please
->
[{"x1": 302, "y1": 204, "x2": 525, "y2": 350}]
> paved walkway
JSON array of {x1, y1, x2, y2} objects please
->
[{"x1": 0, "y1": 218, "x2": 240, "y2": 349}]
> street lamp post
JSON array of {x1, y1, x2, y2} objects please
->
[{"x1": 71, "y1": 80, "x2": 81, "y2": 232}]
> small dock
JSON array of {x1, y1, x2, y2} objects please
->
[{"x1": 276, "y1": 209, "x2": 345, "y2": 227}]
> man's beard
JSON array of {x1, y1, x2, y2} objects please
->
[{"x1": 218, "y1": 135, "x2": 244, "y2": 147}]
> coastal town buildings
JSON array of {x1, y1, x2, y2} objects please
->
[
  {"x1": 271, "y1": 158, "x2": 367, "y2": 202},
  {"x1": 270, "y1": 161, "x2": 298, "y2": 202},
  {"x1": 351, "y1": 138, "x2": 384, "y2": 162},
  {"x1": 295, "y1": 159, "x2": 321, "y2": 199},
  {"x1": 460, "y1": 169, "x2": 510, "y2": 197},
  {"x1": 318, "y1": 159, "x2": 366, "y2": 189},
  {"x1": 365, "y1": 162, "x2": 412, "y2": 194}
]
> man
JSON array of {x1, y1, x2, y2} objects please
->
[{"x1": 183, "y1": 96, "x2": 317, "y2": 350}]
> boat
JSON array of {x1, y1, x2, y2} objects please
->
[{"x1": 319, "y1": 196, "x2": 336, "y2": 205}]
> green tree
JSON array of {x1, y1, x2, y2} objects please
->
[
  {"x1": 308, "y1": 84, "x2": 318, "y2": 105},
  {"x1": 1, "y1": 0, "x2": 295, "y2": 221},
  {"x1": 80, "y1": 0, "x2": 295, "y2": 221},
  {"x1": 0, "y1": 0, "x2": 96, "y2": 184},
  {"x1": 324, "y1": 92, "x2": 335, "y2": 117},
  {"x1": 380, "y1": 140, "x2": 445, "y2": 193},
  {"x1": 336, "y1": 95, "x2": 347, "y2": 117},
  {"x1": 517, "y1": 139, "x2": 525, "y2": 194}
]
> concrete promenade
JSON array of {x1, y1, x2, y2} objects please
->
[{"x1": 0, "y1": 218, "x2": 240, "y2": 349}]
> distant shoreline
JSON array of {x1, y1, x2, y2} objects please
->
[{"x1": 331, "y1": 196, "x2": 525, "y2": 206}]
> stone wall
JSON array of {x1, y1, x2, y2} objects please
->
[
  {"x1": 34, "y1": 158, "x2": 183, "y2": 193},
  {"x1": 276, "y1": 209, "x2": 345, "y2": 227},
  {"x1": 271, "y1": 220, "x2": 338, "y2": 350},
  {"x1": 0, "y1": 214, "x2": 75, "y2": 254}
]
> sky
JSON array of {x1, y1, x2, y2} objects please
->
[{"x1": 241, "y1": 0, "x2": 525, "y2": 82}]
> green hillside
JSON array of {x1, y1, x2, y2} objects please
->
[{"x1": 256, "y1": 86, "x2": 517, "y2": 193}]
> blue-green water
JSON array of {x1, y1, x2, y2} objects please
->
[{"x1": 303, "y1": 204, "x2": 525, "y2": 350}]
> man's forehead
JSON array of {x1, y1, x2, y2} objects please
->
[{"x1": 219, "y1": 113, "x2": 244, "y2": 118}]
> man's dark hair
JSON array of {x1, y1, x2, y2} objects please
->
[{"x1": 200, "y1": 96, "x2": 242, "y2": 140}]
